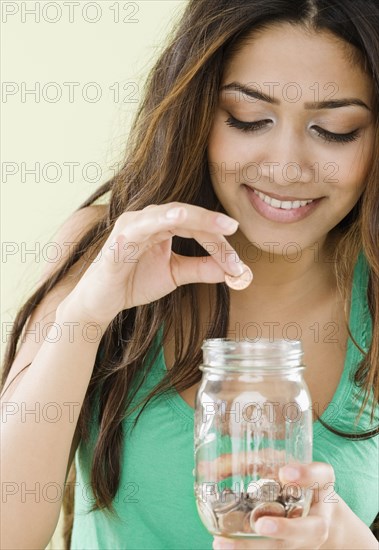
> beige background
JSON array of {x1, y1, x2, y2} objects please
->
[{"x1": 1, "y1": 1, "x2": 187, "y2": 547}]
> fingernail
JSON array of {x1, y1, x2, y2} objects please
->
[
  {"x1": 227, "y1": 256, "x2": 245, "y2": 275},
  {"x1": 281, "y1": 466, "x2": 300, "y2": 481},
  {"x1": 213, "y1": 537, "x2": 234, "y2": 549},
  {"x1": 216, "y1": 214, "x2": 239, "y2": 231},
  {"x1": 255, "y1": 518, "x2": 278, "y2": 535}
]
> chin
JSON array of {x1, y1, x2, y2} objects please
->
[{"x1": 235, "y1": 224, "x2": 324, "y2": 259}]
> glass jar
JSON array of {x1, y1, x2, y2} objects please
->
[{"x1": 194, "y1": 338, "x2": 313, "y2": 538}]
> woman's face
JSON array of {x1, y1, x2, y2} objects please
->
[{"x1": 207, "y1": 23, "x2": 375, "y2": 255}]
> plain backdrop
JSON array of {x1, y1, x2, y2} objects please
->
[{"x1": 1, "y1": 1, "x2": 187, "y2": 547}]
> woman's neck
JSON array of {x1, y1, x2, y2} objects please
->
[{"x1": 226, "y1": 230, "x2": 338, "y2": 310}]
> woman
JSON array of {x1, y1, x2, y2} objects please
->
[{"x1": 1, "y1": 0, "x2": 378, "y2": 548}]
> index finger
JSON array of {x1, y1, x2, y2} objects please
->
[
  {"x1": 154, "y1": 202, "x2": 241, "y2": 235},
  {"x1": 279, "y1": 462, "x2": 335, "y2": 487},
  {"x1": 279, "y1": 461, "x2": 337, "y2": 514}
]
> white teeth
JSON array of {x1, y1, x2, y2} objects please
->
[
  {"x1": 253, "y1": 189, "x2": 313, "y2": 209},
  {"x1": 271, "y1": 198, "x2": 282, "y2": 208}
]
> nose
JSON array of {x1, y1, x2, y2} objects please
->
[{"x1": 260, "y1": 126, "x2": 314, "y2": 186}]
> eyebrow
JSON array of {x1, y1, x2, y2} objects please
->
[{"x1": 219, "y1": 82, "x2": 371, "y2": 111}]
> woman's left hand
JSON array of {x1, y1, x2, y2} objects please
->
[{"x1": 212, "y1": 461, "x2": 376, "y2": 549}]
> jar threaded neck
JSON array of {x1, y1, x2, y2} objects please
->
[{"x1": 201, "y1": 338, "x2": 304, "y2": 369}]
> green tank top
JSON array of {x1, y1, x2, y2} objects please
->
[{"x1": 70, "y1": 251, "x2": 378, "y2": 549}]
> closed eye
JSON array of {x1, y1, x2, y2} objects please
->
[
  {"x1": 311, "y1": 125, "x2": 361, "y2": 144},
  {"x1": 225, "y1": 115, "x2": 272, "y2": 133},
  {"x1": 225, "y1": 115, "x2": 361, "y2": 144}
]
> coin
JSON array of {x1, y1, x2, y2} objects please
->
[
  {"x1": 242, "y1": 511, "x2": 254, "y2": 533},
  {"x1": 213, "y1": 489, "x2": 241, "y2": 514},
  {"x1": 196, "y1": 477, "x2": 309, "y2": 537},
  {"x1": 225, "y1": 265, "x2": 253, "y2": 290},
  {"x1": 218, "y1": 510, "x2": 247, "y2": 533},
  {"x1": 286, "y1": 504, "x2": 304, "y2": 518},
  {"x1": 282, "y1": 483, "x2": 302, "y2": 502},
  {"x1": 260, "y1": 478, "x2": 282, "y2": 501},
  {"x1": 246, "y1": 479, "x2": 282, "y2": 503},
  {"x1": 250, "y1": 501, "x2": 286, "y2": 530}
]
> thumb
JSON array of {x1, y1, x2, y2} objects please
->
[{"x1": 170, "y1": 253, "x2": 231, "y2": 286}]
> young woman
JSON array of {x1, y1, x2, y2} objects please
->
[{"x1": 1, "y1": 1, "x2": 378, "y2": 549}]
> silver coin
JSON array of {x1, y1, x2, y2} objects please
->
[
  {"x1": 282, "y1": 483, "x2": 302, "y2": 502},
  {"x1": 212, "y1": 489, "x2": 241, "y2": 514},
  {"x1": 247, "y1": 478, "x2": 282, "y2": 503},
  {"x1": 218, "y1": 509, "x2": 247, "y2": 533},
  {"x1": 225, "y1": 265, "x2": 253, "y2": 290},
  {"x1": 250, "y1": 501, "x2": 286, "y2": 531}
]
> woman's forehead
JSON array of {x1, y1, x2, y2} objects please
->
[{"x1": 221, "y1": 23, "x2": 373, "y2": 104}]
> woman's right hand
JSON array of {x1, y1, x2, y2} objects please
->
[{"x1": 58, "y1": 202, "x2": 248, "y2": 328}]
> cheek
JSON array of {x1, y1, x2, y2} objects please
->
[
  {"x1": 208, "y1": 129, "x2": 252, "y2": 191},
  {"x1": 330, "y1": 152, "x2": 368, "y2": 202},
  {"x1": 208, "y1": 127, "x2": 234, "y2": 161},
  {"x1": 339, "y1": 132, "x2": 375, "y2": 191},
  {"x1": 208, "y1": 130, "x2": 234, "y2": 190}
]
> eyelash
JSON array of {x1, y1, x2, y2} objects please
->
[{"x1": 224, "y1": 115, "x2": 361, "y2": 144}]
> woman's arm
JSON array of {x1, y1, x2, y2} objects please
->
[{"x1": 1, "y1": 206, "x2": 108, "y2": 549}]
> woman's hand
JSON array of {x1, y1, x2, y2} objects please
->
[
  {"x1": 57, "y1": 202, "x2": 248, "y2": 328},
  {"x1": 212, "y1": 462, "x2": 378, "y2": 550}
]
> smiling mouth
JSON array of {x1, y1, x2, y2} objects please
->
[{"x1": 249, "y1": 187, "x2": 315, "y2": 210}]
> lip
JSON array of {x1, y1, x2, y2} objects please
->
[{"x1": 243, "y1": 184, "x2": 323, "y2": 223}]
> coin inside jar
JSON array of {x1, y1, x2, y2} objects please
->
[
  {"x1": 218, "y1": 510, "x2": 247, "y2": 533},
  {"x1": 242, "y1": 511, "x2": 254, "y2": 533},
  {"x1": 282, "y1": 483, "x2": 302, "y2": 502},
  {"x1": 212, "y1": 489, "x2": 241, "y2": 514},
  {"x1": 250, "y1": 501, "x2": 286, "y2": 531},
  {"x1": 246, "y1": 478, "x2": 282, "y2": 504},
  {"x1": 286, "y1": 504, "x2": 304, "y2": 518},
  {"x1": 225, "y1": 265, "x2": 253, "y2": 290}
]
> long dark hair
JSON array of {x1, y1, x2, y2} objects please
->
[{"x1": 1, "y1": 0, "x2": 379, "y2": 547}]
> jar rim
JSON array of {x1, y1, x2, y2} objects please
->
[{"x1": 201, "y1": 337, "x2": 303, "y2": 368}]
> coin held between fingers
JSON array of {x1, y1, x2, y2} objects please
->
[{"x1": 225, "y1": 264, "x2": 253, "y2": 290}]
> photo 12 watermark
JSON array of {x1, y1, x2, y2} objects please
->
[
  {"x1": 220, "y1": 80, "x2": 340, "y2": 104},
  {"x1": 1, "y1": 2, "x2": 140, "y2": 24},
  {"x1": 1, "y1": 479, "x2": 140, "y2": 504},
  {"x1": 202, "y1": 319, "x2": 340, "y2": 344},
  {"x1": 1, "y1": 81, "x2": 140, "y2": 104},
  {"x1": 1, "y1": 161, "x2": 134, "y2": 184},
  {"x1": 208, "y1": 161, "x2": 339, "y2": 185}
]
